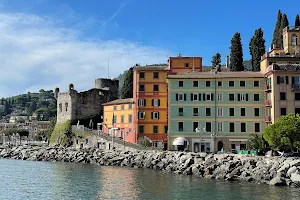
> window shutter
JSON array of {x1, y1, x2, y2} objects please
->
[
  {"x1": 211, "y1": 93, "x2": 214, "y2": 101},
  {"x1": 277, "y1": 76, "x2": 280, "y2": 84},
  {"x1": 292, "y1": 77, "x2": 295, "y2": 84},
  {"x1": 158, "y1": 112, "x2": 160, "y2": 119},
  {"x1": 198, "y1": 93, "x2": 201, "y2": 101},
  {"x1": 144, "y1": 99, "x2": 146, "y2": 106},
  {"x1": 203, "y1": 93, "x2": 206, "y2": 101},
  {"x1": 176, "y1": 94, "x2": 178, "y2": 101},
  {"x1": 184, "y1": 94, "x2": 186, "y2": 101},
  {"x1": 286, "y1": 76, "x2": 289, "y2": 84},
  {"x1": 151, "y1": 99, "x2": 154, "y2": 106},
  {"x1": 190, "y1": 93, "x2": 193, "y2": 101},
  {"x1": 238, "y1": 94, "x2": 240, "y2": 101},
  {"x1": 151, "y1": 112, "x2": 153, "y2": 119},
  {"x1": 246, "y1": 94, "x2": 249, "y2": 101},
  {"x1": 158, "y1": 99, "x2": 160, "y2": 106}
]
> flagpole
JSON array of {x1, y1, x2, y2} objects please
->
[{"x1": 112, "y1": 112, "x2": 114, "y2": 150}]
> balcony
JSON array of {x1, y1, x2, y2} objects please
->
[
  {"x1": 292, "y1": 84, "x2": 300, "y2": 91},
  {"x1": 265, "y1": 64, "x2": 300, "y2": 73},
  {"x1": 265, "y1": 116, "x2": 272, "y2": 123},
  {"x1": 264, "y1": 100, "x2": 272, "y2": 107},
  {"x1": 264, "y1": 85, "x2": 272, "y2": 92}
]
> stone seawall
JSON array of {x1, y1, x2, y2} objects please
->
[{"x1": 1, "y1": 146, "x2": 300, "y2": 187}]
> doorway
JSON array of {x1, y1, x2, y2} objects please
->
[{"x1": 217, "y1": 141, "x2": 223, "y2": 151}]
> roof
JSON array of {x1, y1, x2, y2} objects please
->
[
  {"x1": 102, "y1": 98, "x2": 134, "y2": 106},
  {"x1": 133, "y1": 65, "x2": 169, "y2": 71},
  {"x1": 202, "y1": 66, "x2": 230, "y2": 72},
  {"x1": 167, "y1": 71, "x2": 264, "y2": 79}
]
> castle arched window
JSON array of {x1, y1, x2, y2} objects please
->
[
  {"x1": 65, "y1": 102, "x2": 68, "y2": 111},
  {"x1": 292, "y1": 34, "x2": 297, "y2": 46},
  {"x1": 59, "y1": 103, "x2": 62, "y2": 112}
]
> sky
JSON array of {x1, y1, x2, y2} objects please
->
[{"x1": 0, "y1": 0, "x2": 299, "y2": 97}]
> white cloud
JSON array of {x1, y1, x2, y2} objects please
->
[{"x1": 0, "y1": 12, "x2": 171, "y2": 97}]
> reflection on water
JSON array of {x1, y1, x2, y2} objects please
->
[{"x1": 0, "y1": 159, "x2": 300, "y2": 200}]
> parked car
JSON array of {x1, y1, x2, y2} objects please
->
[{"x1": 281, "y1": 152, "x2": 300, "y2": 158}]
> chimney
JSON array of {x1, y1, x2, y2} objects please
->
[
  {"x1": 226, "y1": 55, "x2": 230, "y2": 68},
  {"x1": 177, "y1": 53, "x2": 182, "y2": 57},
  {"x1": 272, "y1": 44, "x2": 276, "y2": 49}
]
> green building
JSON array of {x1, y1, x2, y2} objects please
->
[{"x1": 166, "y1": 71, "x2": 265, "y2": 152}]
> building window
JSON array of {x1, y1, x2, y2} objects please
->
[
  {"x1": 255, "y1": 123, "x2": 260, "y2": 132},
  {"x1": 193, "y1": 81, "x2": 198, "y2": 87},
  {"x1": 185, "y1": 63, "x2": 189, "y2": 68},
  {"x1": 217, "y1": 122, "x2": 223, "y2": 132},
  {"x1": 254, "y1": 94, "x2": 260, "y2": 101},
  {"x1": 128, "y1": 104, "x2": 132, "y2": 109},
  {"x1": 121, "y1": 105, "x2": 124, "y2": 110},
  {"x1": 138, "y1": 99, "x2": 146, "y2": 106},
  {"x1": 113, "y1": 116, "x2": 117, "y2": 123},
  {"x1": 229, "y1": 108, "x2": 235, "y2": 116},
  {"x1": 191, "y1": 93, "x2": 199, "y2": 101},
  {"x1": 241, "y1": 123, "x2": 246, "y2": 132},
  {"x1": 277, "y1": 76, "x2": 285, "y2": 84},
  {"x1": 240, "y1": 81, "x2": 245, "y2": 87},
  {"x1": 128, "y1": 115, "x2": 132, "y2": 123},
  {"x1": 152, "y1": 112, "x2": 160, "y2": 120},
  {"x1": 218, "y1": 81, "x2": 222, "y2": 87},
  {"x1": 254, "y1": 108, "x2": 260, "y2": 116},
  {"x1": 241, "y1": 108, "x2": 246, "y2": 116},
  {"x1": 229, "y1": 123, "x2": 235, "y2": 132},
  {"x1": 152, "y1": 99, "x2": 160, "y2": 107},
  {"x1": 59, "y1": 103, "x2": 62, "y2": 112},
  {"x1": 178, "y1": 122, "x2": 183, "y2": 132},
  {"x1": 296, "y1": 108, "x2": 300, "y2": 114},
  {"x1": 280, "y1": 92, "x2": 286, "y2": 100},
  {"x1": 295, "y1": 93, "x2": 300, "y2": 101},
  {"x1": 206, "y1": 81, "x2": 211, "y2": 87},
  {"x1": 121, "y1": 115, "x2": 124, "y2": 123},
  {"x1": 238, "y1": 93, "x2": 248, "y2": 101},
  {"x1": 178, "y1": 108, "x2": 183, "y2": 116},
  {"x1": 204, "y1": 93, "x2": 214, "y2": 101},
  {"x1": 153, "y1": 126, "x2": 158, "y2": 134},
  {"x1": 153, "y1": 85, "x2": 159, "y2": 92},
  {"x1": 229, "y1": 94, "x2": 234, "y2": 101},
  {"x1": 176, "y1": 93, "x2": 185, "y2": 101},
  {"x1": 292, "y1": 34, "x2": 297, "y2": 46},
  {"x1": 138, "y1": 112, "x2": 145, "y2": 119},
  {"x1": 139, "y1": 125, "x2": 144, "y2": 134},
  {"x1": 206, "y1": 108, "x2": 211, "y2": 116},
  {"x1": 113, "y1": 105, "x2": 117, "y2": 110},
  {"x1": 281, "y1": 108, "x2": 286, "y2": 116},
  {"x1": 139, "y1": 84, "x2": 145, "y2": 92},
  {"x1": 254, "y1": 81, "x2": 259, "y2": 87},
  {"x1": 206, "y1": 122, "x2": 211, "y2": 132},
  {"x1": 193, "y1": 108, "x2": 199, "y2": 116},
  {"x1": 217, "y1": 93, "x2": 223, "y2": 101},
  {"x1": 65, "y1": 103, "x2": 68, "y2": 111},
  {"x1": 217, "y1": 108, "x2": 223, "y2": 117},
  {"x1": 229, "y1": 81, "x2": 234, "y2": 87},
  {"x1": 193, "y1": 122, "x2": 198, "y2": 132},
  {"x1": 179, "y1": 81, "x2": 183, "y2": 87},
  {"x1": 164, "y1": 126, "x2": 168, "y2": 134},
  {"x1": 153, "y1": 72, "x2": 159, "y2": 79},
  {"x1": 139, "y1": 72, "x2": 145, "y2": 79}
]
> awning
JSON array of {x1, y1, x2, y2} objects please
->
[{"x1": 173, "y1": 137, "x2": 189, "y2": 146}]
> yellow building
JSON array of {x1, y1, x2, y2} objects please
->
[
  {"x1": 102, "y1": 98, "x2": 136, "y2": 143},
  {"x1": 261, "y1": 26, "x2": 300, "y2": 125}
]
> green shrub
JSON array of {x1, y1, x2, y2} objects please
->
[
  {"x1": 49, "y1": 120, "x2": 71, "y2": 146},
  {"x1": 138, "y1": 137, "x2": 152, "y2": 147},
  {"x1": 0, "y1": 128, "x2": 29, "y2": 137}
]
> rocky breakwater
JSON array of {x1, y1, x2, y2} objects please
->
[{"x1": 1, "y1": 145, "x2": 300, "y2": 187}]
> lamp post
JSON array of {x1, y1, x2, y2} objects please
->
[{"x1": 195, "y1": 127, "x2": 206, "y2": 152}]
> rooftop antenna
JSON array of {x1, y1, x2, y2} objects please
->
[
  {"x1": 108, "y1": 58, "x2": 110, "y2": 78},
  {"x1": 192, "y1": 57, "x2": 195, "y2": 72}
]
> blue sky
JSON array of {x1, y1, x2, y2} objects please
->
[{"x1": 0, "y1": 0, "x2": 299, "y2": 97}]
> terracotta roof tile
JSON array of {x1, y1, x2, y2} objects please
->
[{"x1": 102, "y1": 98, "x2": 134, "y2": 106}]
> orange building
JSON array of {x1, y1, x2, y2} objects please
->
[
  {"x1": 102, "y1": 98, "x2": 136, "y2": 143},
  {"x1": 169, "y1": 54, "x2": 202, "y2": 74}
]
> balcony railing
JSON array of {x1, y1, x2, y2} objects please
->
[
  {"x1": 265, "y1": 116, "x2": 272, "y2": 122},
  {"x1": 264, "y1": 100, "x2": 272, "y2": 107},
  {"x1": 292, "y1": 84, "x2": 300, "y2": 91},
  {"x1": 266, "y1": 64, "x2": 300, "y2": 73},
  {"x1": 264, "y1": 85, "x2": 272, "y2": 92}
]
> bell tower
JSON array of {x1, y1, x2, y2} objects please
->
[{"x1": 282, "y1": 26, "x2": 300, "y2": 55}]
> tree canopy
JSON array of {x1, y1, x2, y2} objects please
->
[
  {"x1": 249, "y1": 28, "x2": 266, "y2": 72},
  {"x1": 230, "y1": 32, "x2": 244, "y2": 71},
  {"x1": 121, "y1": 67, "x2": 134, "y2": 99},
  {"x1": 211, "y1": 53, "x2": 221, "y2": 69},
  {"x1": 264, "y1": 114, "x2": 300, "y2": 152}
]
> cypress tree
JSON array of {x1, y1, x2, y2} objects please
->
[
  {"x1": 230, "y1": 32, "x2": 244, "y2": 71},
  {"x1": 121, "y1": 67, "x2": 133, "y2": 99},
  {"x1": 272, "y1": 10, "x2": 282, "y2": 49},
  {"x1": 249, "y1": 28, "x2": 266, "y2": 72},
  {"x1": 278, "y1": 13, "x2": 289, "y2": 49},
  {"x1": 295, "y1": 14, "x2": 300, "y2": 27},
  {"x1": 211, "y1": 53, "x2": 221, "y2": 69}
]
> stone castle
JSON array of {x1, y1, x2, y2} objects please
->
[{"x1": 54, "y1": 78, "x2": 119, "y2": 129}]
